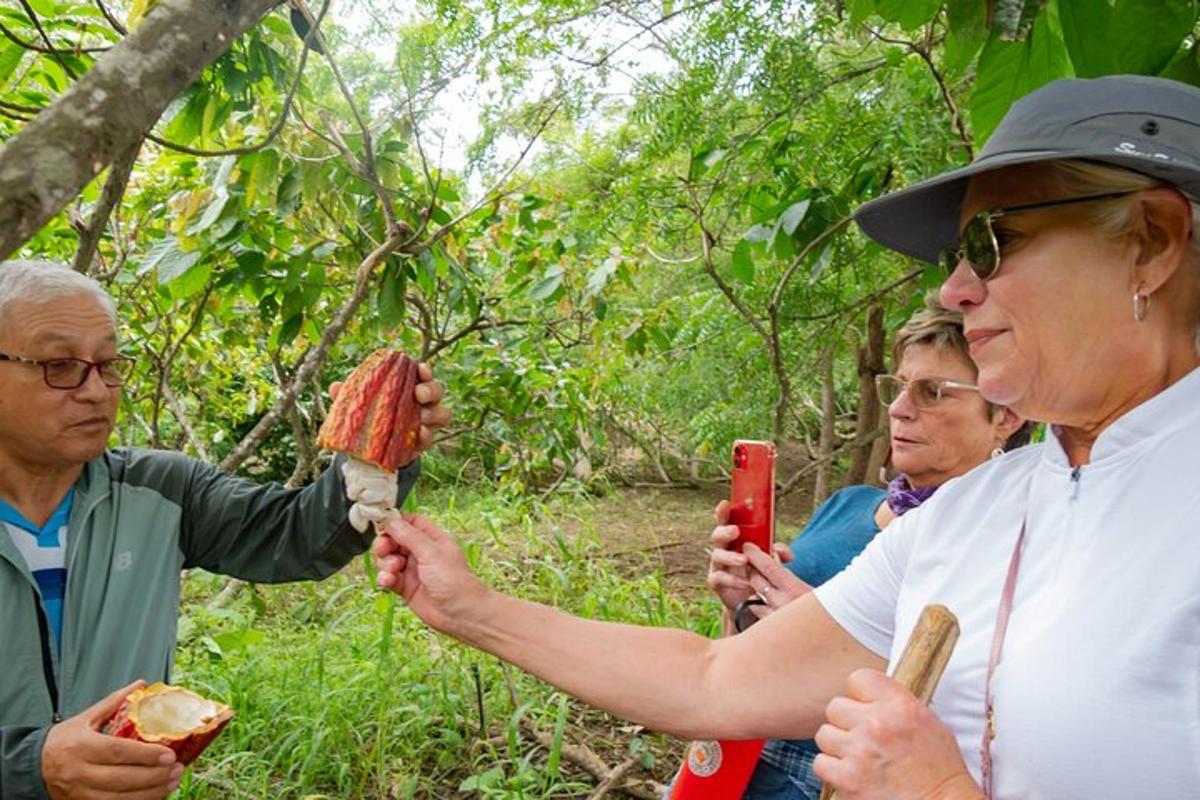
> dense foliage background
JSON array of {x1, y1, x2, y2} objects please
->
[{"x1": 2, "y1": 0, "x2": 1196, "y2": 796}]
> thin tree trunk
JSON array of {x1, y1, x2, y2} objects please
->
[
  {"x1": 72, "y1": 136, "x2": 142, "y2": 274},
  {"x1": 813, "y1": 343, "x2": 836, "y2": 511},
  {"x1": 866, "y1": 425, "x2": 891, "y2": 487},
  {"x1": 0, "y1": 0, "x2": 282, "y2": 258},
  {"x1": 843, "y1": 305, "x2": 885, "y2": 486}
]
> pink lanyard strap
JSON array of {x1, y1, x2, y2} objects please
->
[{"x1": 980, "y1": 522, "x2": 1027, "y2": 799}]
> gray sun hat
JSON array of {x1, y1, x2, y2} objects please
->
[{"x1": 854, "y1": 74, "x2": 1200, "y2": 264}]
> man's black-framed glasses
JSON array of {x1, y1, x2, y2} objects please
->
[
  {"x1": 876, "y1": 374, "x2": 980, "y2": 409},
  {"x1": 939, "y1": 191, "x2": 1138, "y2": 281},
  {"x1": 0, "y1": 352, "x2": 136, "y2": 389}
]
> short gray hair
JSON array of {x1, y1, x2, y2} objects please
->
[{"x1": 0, "y1": 260, "x2": 116, "y2": 337}]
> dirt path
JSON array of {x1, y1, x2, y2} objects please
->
[{"x1": 550, "y1": 484, "x2": 816, "y2": 598}]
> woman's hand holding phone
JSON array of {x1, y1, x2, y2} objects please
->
[{"x1": 707, "y1": 499, "x2": 810, "y2": 620}]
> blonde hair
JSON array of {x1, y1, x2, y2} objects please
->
[
  {"x1": 891, "y1": 292, "x2": 969, "y2": 368},
  {"x1": 1045, "y1": 160, "x2": 1200, "y2": 352}
]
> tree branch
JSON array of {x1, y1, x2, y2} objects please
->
[
  {"x1": 0, "y1": 0, "x2": 284, "y2": 259},
  {"x1": 219, "y1": 230, "x2": 404, "y2": 473},
  {"x1": 72, "y1": 136, "x2": 142, "y2": 274}
]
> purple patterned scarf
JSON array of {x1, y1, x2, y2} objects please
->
[{"x1": 885, "y1": 474, "x2": 938, "y2": 517}]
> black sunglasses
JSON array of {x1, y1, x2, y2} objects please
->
[{"x1": 939, "y1": 191, "x2": 1137, "y2": 281}]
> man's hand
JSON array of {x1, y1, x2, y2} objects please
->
[
  {"x1": 813, "y1": 669, "x2": 982, "y2": 800},
  {"x1": 333, "y1": 361, "x2": 451, "y2": 532},
  {"x1": 412, "y1": 362, "x2": 451, "y2": 452},
  {"x1": 42, "y1": 681, "x2": 183, "y2": 800}
]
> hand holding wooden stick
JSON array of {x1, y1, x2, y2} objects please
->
[{"x1": 817, "y1": 604, "x2": 960, "y2": 800}]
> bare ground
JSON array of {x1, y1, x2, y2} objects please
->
[{"x1": 546, "y1": 483, "x2": 817, "y2": 598}]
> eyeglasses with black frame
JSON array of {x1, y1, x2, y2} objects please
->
[
  {"x1": 0, "y1": 352, "x2": 136, "y2": 389},
  {"x1": 939, "y1": 191, "x2": 1138, "y2": 281},
  {"x1": 875, "y1": 374, "x2": 980, "y2": 409}
]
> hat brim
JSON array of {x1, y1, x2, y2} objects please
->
[{"x1": 853, "y1": 149, "x2": 1200, "y2": 264}]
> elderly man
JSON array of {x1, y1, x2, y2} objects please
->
[{"x1": 0, "y1": 260, "x2": 450, "y2": 800}]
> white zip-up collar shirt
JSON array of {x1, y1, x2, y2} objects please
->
[{"x1": 814, "y1": 365, "x2": 1200, "y2": 799}]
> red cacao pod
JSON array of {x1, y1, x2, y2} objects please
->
[
  {"x1": 317, "y1": 349, "x2": 422, "y2": 471},
  {"x1": 103, "y1": 683, "x2": 233, "y2": 766}
]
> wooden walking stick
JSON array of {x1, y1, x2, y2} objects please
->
[{"x1": 817, "y1": 603, "x2": 960, "y2": 800}]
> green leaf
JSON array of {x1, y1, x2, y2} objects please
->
[
  {"x1": 212, "y1": 629, "x2": 263, "y2": 654},
  {"x1": 689, "y1": 147, "x2": 727, "y2": 178},
  {"x1": 168, "y1": 262, "x2": 213, "y2": 298},
  {"x1": 779, "y1": 199, "x2": 811, "y2": 236},
  {"x1": 730, "y1": 239, "x2": 755, "y2": 283},
  {"x1": 156, "y1": 246, "x2": 202, "y2": 285},
  {"x1": 1056, "y1": 0, "x2": 1112, "y2": 77},
  {"x1": 743, "y1": 223, "x2": 774, "y2": 244},
  {"x1": 275, "y1": 313, "x2": 303, "y2": 347},
  {"x1": 1108, "y1": 0, "x2": 1196, "y2": 75},
  {"x1": 187, "y1": 188, "x2": 228, "y2": 234},
  {"x1": 27, "y1": 0, "x2": 55, "y2": 16},
  {"x1": 585, "y1": 257, "x2": 617, "y2": 297},
  {"x1": 874, "y1": 0, "x2": 940, "y2": 29},
  {"x1": 276, "y1": 169, "x2": 302, "y2": 217},
  {"x1": 809, "y1": 243, "x2": 834, "y2": 281},
  {"x1": 378, "y1": 260, "x2": 408, "y2": 327},
  {"x1": 943, "y1": 0, "x2": 989, "y2": 77},
  {"x1": 527, "y1": 267, "x2": 564, "y2": 301},
  {"x1": 971, "y1": 13, "x2": 1073, "y2": 143},
  {"x1": 0, "y1": 43, "x2": 24, "y2": 86},
  {"x1": 1161, "y1": 41, "x2": 1200, "y2": 86},
  {"x1": 848, "y1": 0, "x2": 876, "y2": 27},
  {"x1": 546, "y1": 695, "x2": 569, "y2": 778}
]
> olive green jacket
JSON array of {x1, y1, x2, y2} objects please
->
[{"x1": 0, "y1": 448, "x2": 418, "y2": 799}]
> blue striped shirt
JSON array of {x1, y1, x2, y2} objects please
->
[{"x1": 1, "y1": 490, "x2": 73, "y2": 652}]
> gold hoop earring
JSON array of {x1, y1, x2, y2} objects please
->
[{"x1": 1133, "y1": 286, "x2": 1150, "y2": 322}]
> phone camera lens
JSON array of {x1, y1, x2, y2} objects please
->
[{"x1": 733, "y1": 446, "x2": 748, "y2": 469}]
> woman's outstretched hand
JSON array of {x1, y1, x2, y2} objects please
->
[{"x1": 372, "y1": 514, "x2": 490, "y2": 633}]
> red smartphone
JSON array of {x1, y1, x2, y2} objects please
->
[{"x1": 728, "y1": 440, "x2": 776, "y2": 554}]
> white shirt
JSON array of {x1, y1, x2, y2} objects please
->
[{"x1": 814, "y1": 366, "x2": 1200, "y2": 799}]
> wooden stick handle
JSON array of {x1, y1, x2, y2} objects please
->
[{"x1": 817, "y1": 604, "x2": 960, "y2": 800}]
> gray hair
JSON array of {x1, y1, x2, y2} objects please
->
[
  {"x1": 1045, "y1": 159, "x2": 1200, "y2": 353},
  {"x1": 0, "y1": 260, "x2": 116, "y2": 337}
]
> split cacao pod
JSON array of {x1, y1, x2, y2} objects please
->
[
  {"x1": 103, "y1": 682, "x2": 233, "y2": 766},
  {"x1": 317, "y1": 349, "x2": 422, "y2": 471}
]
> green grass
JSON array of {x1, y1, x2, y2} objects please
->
[{"x1": 172, "y1": 486, "x2": 722, "y2": 798}]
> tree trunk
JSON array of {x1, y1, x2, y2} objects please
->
[
  {"x1": 0, "y1": 0, "x2": 282, "y2": 258},
  {"x1": 843, "y1": 305, "x2": 885, "y2": 486},
  {"x1": 813, "y1": 343, "x2": 836, "y2": 511},
  {"x1": 866, "y1": 426, "x2": 891, "y2": 487}
]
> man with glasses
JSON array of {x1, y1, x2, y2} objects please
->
[{"x1": 0, "y1": 260, "x2": 449, "y2": 800}]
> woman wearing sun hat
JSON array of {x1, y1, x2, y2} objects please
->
[{"x1": 373, "y1": 74, "x2": 1200, "y2": 799}]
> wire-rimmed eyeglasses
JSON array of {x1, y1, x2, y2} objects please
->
[{"x1": 875, "y1": 374, "x2": 980, "y2": 409}]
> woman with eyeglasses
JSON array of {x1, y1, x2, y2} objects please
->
[
  {"x1": 702, "y1": 296, "x2": 1029, "y2": 800},
  {"x1": 374, "y1": 75, "x2": 1200, "y2": 798}
]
